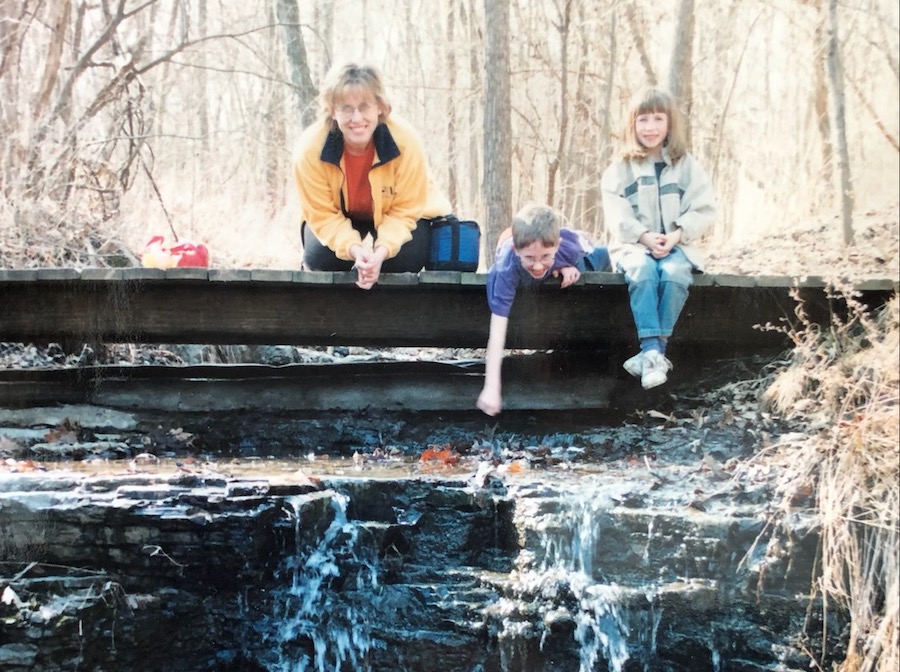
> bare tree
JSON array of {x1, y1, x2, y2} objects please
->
[
  {"x1": 624, "y1": 3, "x2": 657, "y2": 86},
  {"x1": 446, "y1": 1, "x2": 459, "y2": 206},
  {"x1": 196, "y1": 0, "x2": 210, "y2": 151},
  {"x1": 314, "y1": 0, "x2": 335, "y2": 74},
  {"x1": 668, "y1": 0, "x2": 694, "y2": 146},
  {"x1": 847, "y1": 75, "x2": 900, "y2": 152},
  {"x1": 825, "y1": 0, "x2": 854, "y2": 245},
  {"x1": 482, "y1": 0, "x2": 512, "y2": 264},
  {"x1": 546, "y1": 0, "x2": 572, "y2": 210},
  {"x1": 462, "y1": 0, "x2": 482, "y2": 218},
  {"x1": 0, "y1": 2, "x2": 35, "y2": 197},
  {"x1": 813, "y1": 5, "x2": 835, "y2": 196},
  {"x1": 266, "y1": 1, "x2": 287, "y2": 214},
  {"x1": 1, "y1": 0, "x2": 896, "y2": 272},
  {"x1": 276, "y1": 0, "x2": 317, "y2": 128}
]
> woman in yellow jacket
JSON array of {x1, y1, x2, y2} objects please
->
[{"x1": 294, "y1": 61, "x2": 453, "y2": 289}]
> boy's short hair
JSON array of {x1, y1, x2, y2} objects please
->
[{"x1": 512, "y1": 203, "x2": 562, "y2": 249}]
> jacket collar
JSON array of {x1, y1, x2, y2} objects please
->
[
  {"x1": 660, "y1": 145, "x2": 673, "y2": 166},
  {"x1": 320, "y1": 121, "x2": 402, "y2": 167}
]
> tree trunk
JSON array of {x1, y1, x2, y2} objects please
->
[
  {"x1": 546, "y1": 0, "x2": 571, "y2": 209},
  {"x1": 446, "y1": 0, "x2": 459, "y2": 207},
  {"x1": 313, "y1": 0, "x2": 334, "y2": 73},
  {"x1": 463, "y1": 0, "x2": 481, "y2": 226},
  {"x1": 825, "y1": 0, "x2": 854, "y2": 245},
  {"x1": 813, "y1": 7, "x2": 834, "y2": 203},
  {"x1": 482, "y1": 0, "x2": 512, "y2": 265},
  {"x1": 275, "y1": 0, "x2": 317, "y2": 129},
  {"x1": 624, "y1": 3, "x2": 657, "y2": 86},
  {"x1": 34, "y1": 0, "x2": 71, "y2": 122},
  {"x1": 668, "y1": 0, "x2": 694, "y2": 147},
  {"x1": 592, "y1": 7, "x2": 617, "y2": 243},
  {"x1": 196, "y1": 0, "x2": 210, "y2": 151},
  {"x1": 0, "y1": 0, "x2": 32, "y2": 195},
  {"x1": 266, "y1": 0, "x2": 287, "y2": 215},
  {"x1": 565, "y1": 0, "x2": 592, "y2": 229}
]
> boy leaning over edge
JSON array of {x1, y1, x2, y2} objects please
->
[{"x1": 476, "y1": 203, "x2": 610, "y2": 416}]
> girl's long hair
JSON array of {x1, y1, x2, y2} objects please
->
[{"x1": 619, "y1": 87, "x2": 688, "y2": 163}]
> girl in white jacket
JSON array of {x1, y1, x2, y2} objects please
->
[{"x1": 601, "y1": 88, "x2": 717, "y2": 389}]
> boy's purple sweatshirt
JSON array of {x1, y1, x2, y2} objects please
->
[{"x1": 486, "y1": 228, "x2": 588, "y2": 318}]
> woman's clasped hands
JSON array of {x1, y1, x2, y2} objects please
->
[{"x1": 350, "y1": 243, "x2": 389, "y2": 289}]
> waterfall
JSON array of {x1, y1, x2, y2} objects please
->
[
  {"x1": 270, "y1": 492, "x2": 383, "y2": 672},
  {"x1": 485, "y1": 478, "x2": 662, "y2": 672}
]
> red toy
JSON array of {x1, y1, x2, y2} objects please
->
[{"x1": 141, "y1": 236, "x2": 210, "y2": 268}]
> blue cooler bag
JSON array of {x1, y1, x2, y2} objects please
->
[{"x1": 428, "y1": 216, "x2": 481, "y2": 272}]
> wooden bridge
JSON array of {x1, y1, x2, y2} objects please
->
[{"x1": 0, "y1": 268, "x2": 895, "y2": 412}]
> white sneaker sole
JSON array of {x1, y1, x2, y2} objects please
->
[{"x1": 641, "y1": 371, "x2": 668, "y2": 389}]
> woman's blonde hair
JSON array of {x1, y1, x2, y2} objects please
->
[
  {"x1": 318, "y1": 61, "x2": 392, "y2": 126},
  {"x1": 620, "y1": 87, "x2": 688, "y2": 163}
]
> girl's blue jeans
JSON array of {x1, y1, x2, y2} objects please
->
[
  {"x1": 617, "y1": 247, "x2": 693, "y2": 340},
  {"x1": 576, "y1": 246, "x2": 611, "y2": 273}
]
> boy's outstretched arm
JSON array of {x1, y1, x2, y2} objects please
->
[{"x1": 477, "y1": 313, "x2": 508, "y2": 416}]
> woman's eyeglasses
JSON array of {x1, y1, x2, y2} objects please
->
[{"x1": 336, "y1": 102, "x2": 374, "y2": 119}]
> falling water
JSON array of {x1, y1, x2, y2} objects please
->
[
  {"x1": 270, "y1": 493, "x2": 383, "y2": 672},
  {"x1": 485, "y1": 479, "x2": 663, "y2": 672},
  {"x1": 710, "y1": 641, "x2": 722, "y2": 672}
]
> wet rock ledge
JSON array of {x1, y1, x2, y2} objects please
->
[
  {"x1": 1, "y1": 452, "x2": 838, "y2": 672},
  {"x1": 0, "y1": 354, "x2": 840, "y2": 671}
]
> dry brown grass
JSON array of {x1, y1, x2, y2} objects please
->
[{"x1": 762, "y1": 290, "x2": 899, "y2": 672}]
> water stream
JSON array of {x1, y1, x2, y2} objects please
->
[
  {"x1": 208, "y1": 467, "x2": 822, "y2": 672},
  {"x1": 0, "y1": 395, "x2": 837, "y2": 671},
  {"x1": 268, "y1": 493, "x2": 381, "y2": 671}
]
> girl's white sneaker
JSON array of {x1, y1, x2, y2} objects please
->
[{"x1": 641, "y1": 350, "x2": 672, "y2": 389}]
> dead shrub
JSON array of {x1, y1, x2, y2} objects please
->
[{"x1": 762, "y1": 287, "x2": 899, "y2": 672}]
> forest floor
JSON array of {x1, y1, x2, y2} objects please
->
[{"x1": 703, "y1": 202, "x2": 899, "y2": 279}]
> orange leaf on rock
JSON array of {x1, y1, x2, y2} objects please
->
[{"x1": 420, "y1": 445, "x2": 460, "y2": 465}]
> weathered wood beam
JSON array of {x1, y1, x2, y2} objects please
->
[
  {"x1": 0, "y1": 269, "x2": 895, "y2": 351},
  {"x1": 0, "y1": 357, "x2": 619, "y2": 412}
]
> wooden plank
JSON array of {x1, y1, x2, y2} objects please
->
[
  {"x1": 209, "y1": 269, "x2": 251, "y2": 282},
  {"x1": 377, "y1": 272, "x2": 420, "y2": 286},
  {"x1": 418, "y1": 271, "x2": 461, "y2": 285},
  {"x1": 0, "y1": 271, "x2": 894, "y2": 351},
  {"x1": 0, "y1": 270, "x2": 38, "y2": 281},
  {"x1": 293, "y1": 270, "x2": 333, "y2": 284},
  {"x1": 120, "y1": 268, "x2": 165, "y2": 280},
  {"x1": 582, "y1": 271, "x2": 626, "y2": 286},
  {"x1": 36, "y1": 268, "x2": 80, "y2": 280},
  {"x1": 81, "y1": 268, "x2": 124, "y2": 281},
  {"x1": 0, "y1": 357, "x2": 618, "y2": 412},
  {"x1": 165, "y1": 267, "x2": 210, "y2": 281},
  {"x1": 250, "y1": 269, "x2": 293, "y2": 282}
]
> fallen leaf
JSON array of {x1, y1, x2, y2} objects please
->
[{"x1": 420, "y1": 445, "x2": 460, "y2": 465}]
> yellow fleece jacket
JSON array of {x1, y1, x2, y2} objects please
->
[{"x1": 294, "y1": 113, "x2": 452, "y2": 261}]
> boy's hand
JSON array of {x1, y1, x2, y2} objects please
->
[
  {"x1": 553, "y1": 266, "x2": 580, "y2": 288},
  {"x1": 477, "y1": 386, "x2": 502, "y2": 416}
]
